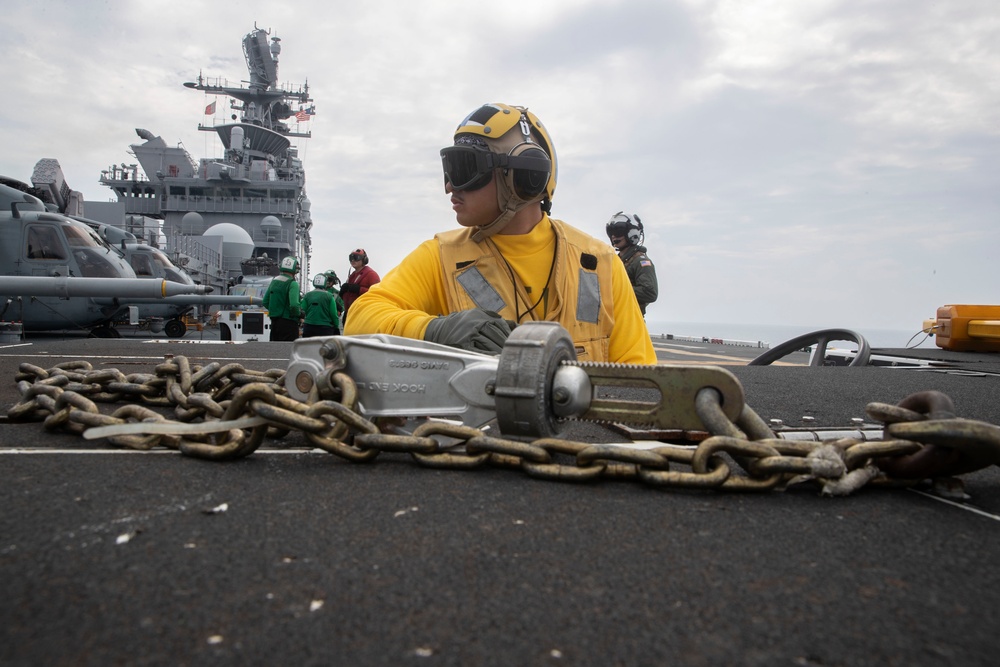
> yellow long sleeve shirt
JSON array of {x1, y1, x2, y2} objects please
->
[{"x1": 345, "y1": 217, "x2": 656, "y2": 365}]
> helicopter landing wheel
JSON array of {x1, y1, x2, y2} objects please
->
[{"x1": 164, "y1": 319, "x2": 188, "y2": 338}]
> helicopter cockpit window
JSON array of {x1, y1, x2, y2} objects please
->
[
  {"x1": 63, "y1": 223, "x2": 126, "y2": 278},
  {"x1": 25, "y1": 225, "x2": 67, "y2": 260},
  {"x1": 149, "y1": 249, "x2": 175, "y2": 270},
  {"x1": 130, "y1": 253, "x2": 155, "y2": 277},
  {"x1": 149, "y1": 248, "x2": 194, "y2": 285},
  {"x1": 163, "y1": 267, "x2": 193, "y2": 284},
  {"x1": 63, "y1": 224, "x2": 103, "y2": 249}
]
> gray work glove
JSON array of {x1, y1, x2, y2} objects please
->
[{"x1": 423, "y1": 309, "x2": 513, "y2": 354}]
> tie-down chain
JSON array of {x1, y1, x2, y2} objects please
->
[{"x1": 6, "y1": 322, "x2": 1000, "y2": 495}]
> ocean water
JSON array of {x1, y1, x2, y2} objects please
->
[{"x1": 645, "y1": 321, "x2": 936, "y2": 349}]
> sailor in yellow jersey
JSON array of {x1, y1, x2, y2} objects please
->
[{"x1": 345, "y1": 103, "x2": 656, "y2": 365}]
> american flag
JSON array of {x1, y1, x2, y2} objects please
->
[{"x1": 294, "y1": 106, "x2": 316, "y2": 122}]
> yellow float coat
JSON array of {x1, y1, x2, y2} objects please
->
[{"x1": 345, "y1": 216, "x2": 656, "y2": 364}]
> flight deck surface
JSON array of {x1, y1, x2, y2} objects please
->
[{"x1": 2, "y1": 332, "x2": 998, "y2": 665}]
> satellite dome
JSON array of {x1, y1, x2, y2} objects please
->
[
  {"x1": 260, "y1": 215, "x2": 281, "y2": 241},
  {"x1": 203, "y1": 222, "x2": 254, "y2": 262},
  {"x1": 181, "y1": 211, "x2": 204, "y2": 234}
]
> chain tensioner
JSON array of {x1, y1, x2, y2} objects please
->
[
  {"x1": 6, "y1": 323, "x2": 1000, "y2": 497},
  {"x1": 286, "y1": 321, "x2": 745, "y2": 439}
]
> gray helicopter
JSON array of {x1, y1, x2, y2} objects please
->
[
  {"x1": 76, "y1": 218, "x2": 210, "y2": 338},
  {"x1": 0, "y1": 183, "x2": 220, "y2": 337}
]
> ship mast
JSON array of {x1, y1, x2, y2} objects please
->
[
  {"x1": 99, "y1": 25, "x2": 317, "y2": 295},
  {"x1": 184, "y1": 27, "x2": 313, "y2": 140}
]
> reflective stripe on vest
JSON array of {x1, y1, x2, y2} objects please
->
[
  {"x1": 456, "y1": 266, "x2": 507, "y2": 313},
  {"x1": 577, "y1": 269, "x2": 600, "y2": 323}
]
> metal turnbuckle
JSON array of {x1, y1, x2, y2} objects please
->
[
  {"x1": 286, "y1": 333, "x2": 502, "y2": 427},
  {"x1": 286, "y1": 322, "x2": 745, "y2": 440}
]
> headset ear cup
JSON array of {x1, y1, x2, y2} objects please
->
[
  {"x1": 510, "y1": 146, "x2": 549, "y2": 199},
  {"x1": 627, "y1": 218, "x2": 644, "y2": 245}
]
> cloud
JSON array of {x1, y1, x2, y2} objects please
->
[{"x1": 2, "y1": 0, "x2": 997, "y2": 338}]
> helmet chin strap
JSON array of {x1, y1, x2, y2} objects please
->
[
  {"x1": 471, "y1": 200, "x2": 520, "y2": 243},
  {"x1": 470, "y1": 173, "x2": 538, "y2": 243}
]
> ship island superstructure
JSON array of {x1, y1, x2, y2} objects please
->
[{"x1": 98, "y1": 26, "x2": 314, "y2": 296}]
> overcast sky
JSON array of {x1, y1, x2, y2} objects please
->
[{"x1": 4, "y1": 0, "x2": 997, "y2": 337}]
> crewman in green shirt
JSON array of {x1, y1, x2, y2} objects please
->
[
  {"x1": 302, "y1": 271, "x2": 341, "y2": 337},
  {"x1": 262, "y1": 256, "x2": 302, "y2": 341}
]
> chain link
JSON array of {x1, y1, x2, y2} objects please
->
[{"x1": 7, "y1": 356, "x2": 1000, "y2": 496}]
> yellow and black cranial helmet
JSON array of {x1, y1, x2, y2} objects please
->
[{"x1": 442, "y1": 103, "x2": 558, "y2": 241}]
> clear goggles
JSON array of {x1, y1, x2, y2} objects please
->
[{"x1": 440, "y1": 145, "x2": 550, "y2": 192}]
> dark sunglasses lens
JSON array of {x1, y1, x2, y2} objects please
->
[
  {"x1": 349, "y1": 254, "x2": 361, "y2": 261},
  {"x1": 442, "y1": 148, "x2": 492, "y2": 191}
]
